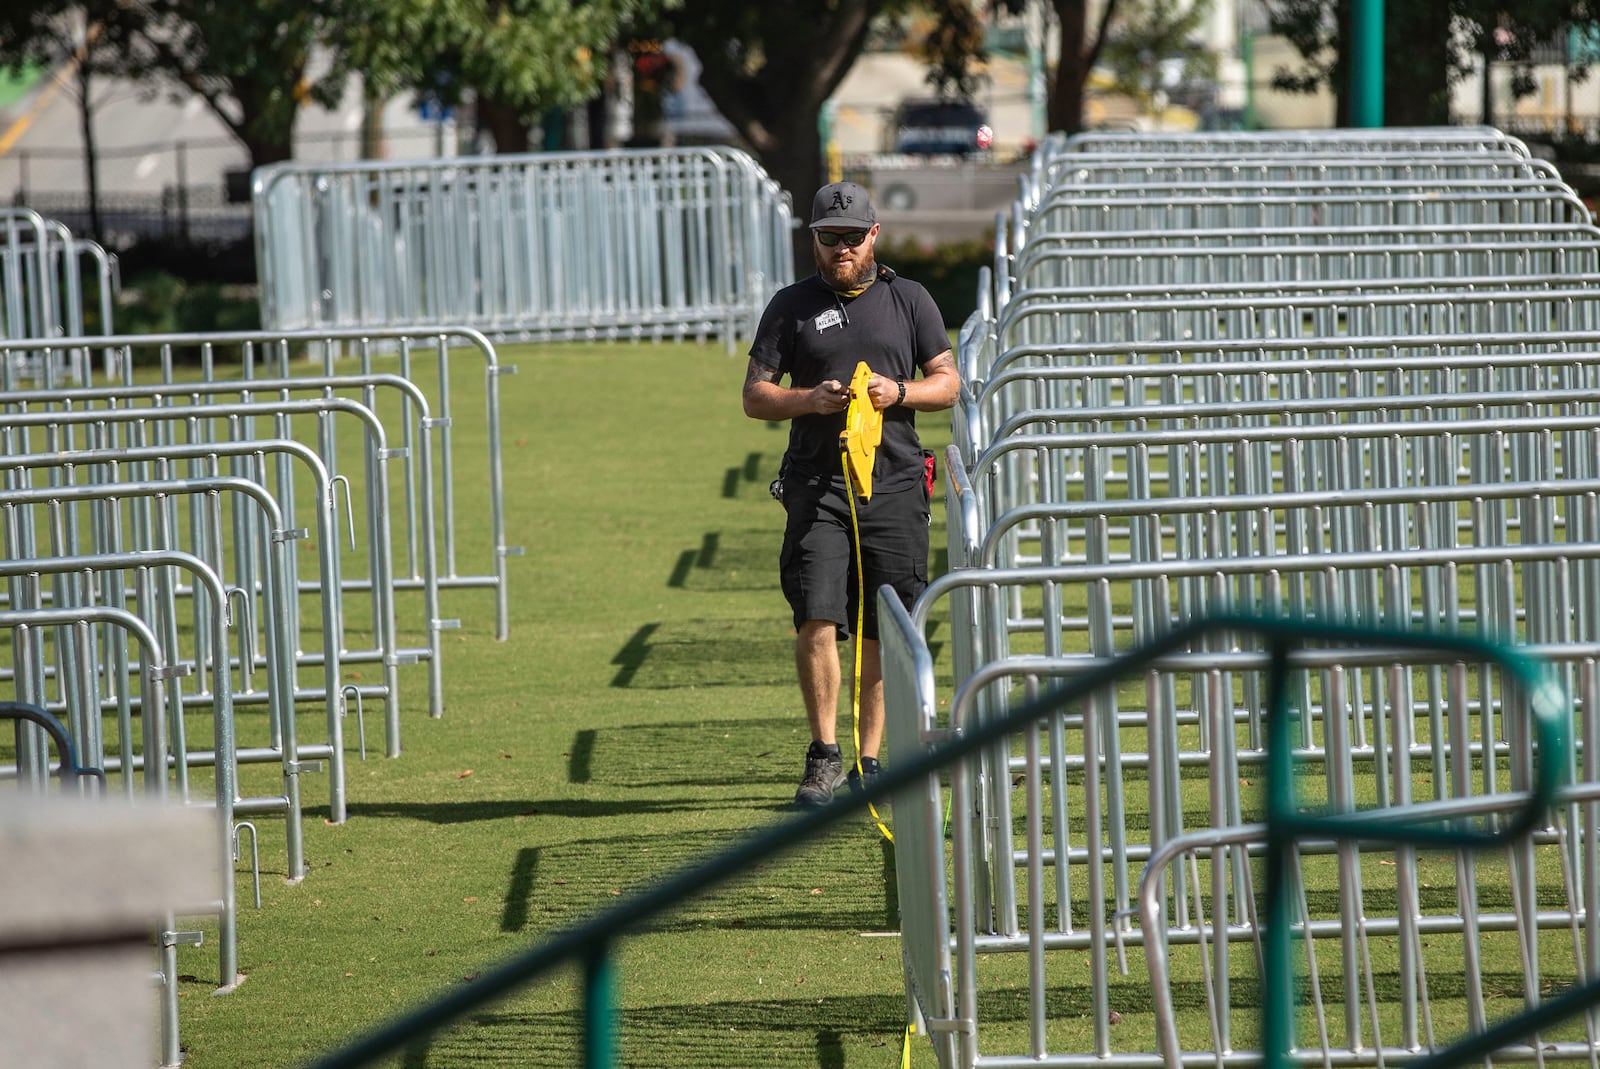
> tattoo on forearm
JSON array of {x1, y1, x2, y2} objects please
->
[{"x1": 744, "y1": 361, "x2": 782, "y2": 391}]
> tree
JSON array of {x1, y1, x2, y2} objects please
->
[
  {"x1": 3, "y1": 0, "x2": 670, "y2": 185},
  {"x1": 0, "y1": 2, "x2": 145, "y2": 240},
  {"x1": 1100, "y1": 0, "x2": 1218, "y2": 116},
  {"x1": 1044, "y1": 0, "x2": 1123, "y2": 134},
  {"x1": 1262, "y1": 0, "x2": 1599, "y2": 127},
  {"x1": 339, "y1": 0, "x2": 667, "y2": 154},
  {"x1": 641, "y1": 0, "x2": 886, "y2": 269},
  {"x1": 974, "y1": 0, "x2": 1121, "y2": 136}
]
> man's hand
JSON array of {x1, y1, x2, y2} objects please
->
[
  {"x1": 812, "y1": 379, "x2": 850, "y2": 414},
  {"x1": 867, "y1": 373, "x2": 899, "y2": 410}
]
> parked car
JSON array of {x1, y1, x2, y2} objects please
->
[{"x1": 886, "y1": 98, "x2": 989, "y2": 157}]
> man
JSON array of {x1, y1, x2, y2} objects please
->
[{"x1": 742, "y1": 180, "x2": 960, "y2": 808}]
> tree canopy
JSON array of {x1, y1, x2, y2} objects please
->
[
  {"x1": 0, "y1": 1, "x2": 672, "y2": 169},
  {"x1": 1263, "y1": 0, "x2": 1600, "y2": 126}
]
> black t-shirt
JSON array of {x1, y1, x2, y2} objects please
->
[{"x1": 749, "y1": 268, "x2": 950, "y2": 492}]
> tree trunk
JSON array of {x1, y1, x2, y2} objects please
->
[
  {"x1": 243, "y1": 134, "x2": 294, "y2": 170},
  {"x1": 1479, "y1": 36, "x2": 1494, "y2": 127},
  {"x1": 1051, "y1": 0, "x2": 1089, "y2": 134},
  {"x1": 1048, "y1": 0, "x2": 1117, "y2": 136},
  {"x1": 672, "y1": 1, "x2": 877, "y2": 276},
  {"x1": 757, "y1": 114, "x2": 825, "y2": 277},
  {"x1": 361, "y1": 78, "x2": 386, "y2": 160},
  {"x1": 1383, "y1": 3, "x2": 1453, "y2": 126},
  {"x1": 478, "y1": 95, "x2": 533, "y2": 153},
  {"x1": 204, "y1": 70, "x2": 298, "y2": 172},
  {"x1": 76, "y1": 60, "x2": 102, "y2": 244}
]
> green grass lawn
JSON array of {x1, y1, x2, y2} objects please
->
[{"x1": 169, "y1": 338, "x2": 955, "y2": 1067}]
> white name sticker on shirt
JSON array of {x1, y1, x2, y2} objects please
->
[{"x1": 813, "y1": 308, "x2": 844, "y2": 333}]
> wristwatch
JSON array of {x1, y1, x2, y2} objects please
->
[{"x1": 895, "y1": 377, "x2": 906, "y2": 406}]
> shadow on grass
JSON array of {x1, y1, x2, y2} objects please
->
[
  {"x1": 332, "y1": 796, "x2": 786, "y2": 825},
  {"x1": 481, "y1": 823, "x2": 900, "y2": 937},
  {"x1": 611, "y1": 617, "x2": 793, "y2": 688},
  {"x1": 566, "y1": 715, "x2": 812, "y2": 789},
  {"x1": 722, "y1": 450, "x2": 779, "y2": 501},
  {"x1": 666, "y1": 528, "x2": 781, "y2": 592},
  {"x1": 390, "y1": 991, "x2": 911, "y2": 1068}
]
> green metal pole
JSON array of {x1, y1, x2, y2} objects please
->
[
  {"x1": 1261, "y1": 641, "x2": 1297, "y2": 1069},
  {"x1": 1349, "y1": 0, "x2": 1384, "y2": 127},
  {"x1": 1241, "y1": 30, "x2": 1256, "y2": 130},
  {"x1": 584, "y1": 944, "x2": 618, "y2": 1069}
]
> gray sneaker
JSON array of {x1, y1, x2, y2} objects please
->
[{"x1": 793, "y1": 741, "x2": 846, "y2": 808}]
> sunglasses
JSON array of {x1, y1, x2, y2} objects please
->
[{"x1": 814, "y1": 229, "x2": 869, "y2": 248}]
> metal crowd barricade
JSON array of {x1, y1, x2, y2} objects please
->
[
  {"x1": 1015, "y1": 186, "x2": 1590, "y2": 249},
  {"x1": 0, "y1": 209, "x2": 117, "y2": 370},
  {"x1": 0, "y1": 550, "x2": 245, "y2": 997},
  {"x1": 1034, "y1": 125, "x2": 1534, "y2": 164},
  {"x1": 890, "y1": 547, "x2": 1593, "y2": 1068},
  {"x1": 0, "y1": 326, "x2": 522, "y2": 644},
  {"x1": 2, "y1": 611, "x2": 170, "y2": 800},
  {"x1": 967, "y1": 328, "x2": 1600, "y2": 474},
  {"x1": 0, "y1": 613, "x2": 207, "y2": 1067},
  {"x1": 888, "y1": 128, "x2": 1600, "y2": 1069},
  {"x1": 997, "y1": 223, "x2": 1600, "y2": 306},
  {"x1": 0, "y1": 372, "x2": 448, "y2": 720},
  {"x1": 1028, "y1": 152, "x2": 1563, "y2": 194},
  {"x1": 883, "y1": 600, "x2": 1581, "y2": 1069},
  {"x1": 967, "y1": 397, "x2": 1600, "y2": 587},
  {"x1": 994, "y1": 266, "x2": 1600, "y2": 350},
  {"x1": 0, "y1": 475, "x2": 324, "y2": 865},
  {"x1": 991, "y1": 279, "x2": 1600, "y2": 351},
  {"x1": 252, "y1": 146, "x2": 793, "y2": 349},
  {"x1": 0, "y1": 397, "x2": 407, "y2": 739},
  {"x1": 0, "y1": 438, "x2": 349, "y2": 814}
]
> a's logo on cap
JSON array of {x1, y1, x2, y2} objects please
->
[{"x1": 829, "y1": 191, "x2": 850, "y2": 211}]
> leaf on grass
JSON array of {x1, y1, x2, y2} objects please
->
[
  {"x1": 464, "y1": 896, "x2": 478, "y2": 903},
  {"x1": 810, "y1": 888, "x2": 824, "y2": 895},
  {"x1": 458, "y1": 769, "x2": 474, "y2": 778}
]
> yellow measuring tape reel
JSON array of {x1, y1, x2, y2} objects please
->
[
  {"x1": 841, "y1": 361, "x2": 882, "y2": 500},
  {"x1": 838, "y1": 361, "x2": 893, "y2": 843}
]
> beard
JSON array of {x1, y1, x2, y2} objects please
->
[{"x1": 814, "y1": 247, "x2": 876, "y2": 291}]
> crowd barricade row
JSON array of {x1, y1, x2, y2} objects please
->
[
  {"x1": 0, "y1": 322, "x2": 509, "y2": 1066},
  {"x1": 1027, "y1": 152, "x2": 1566, "y2": 198},
  {"x1": 997, "y1": 225, "x2": 1600, "y2": 310},
  {"x1": 0, "y1": 208, "x2": 118, "y2": 368},
  {"x1": 885, "y1": 590, "x2": 1590, "y2": 1069},
  {"x1": 0, "y1": 326, "x2": 519, "y2": 643},
  {"x1": 252, "y1": 146, "x2": 793, "y2": 351},
  {"x1": 886, "y1": 128, "x2": 1600, "y2": 1069},
  {"x1": 0, "y1": 398, "x2": 409, "y2": 759}
]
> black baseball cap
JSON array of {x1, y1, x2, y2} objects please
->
[{"x1": 809, "y1": 181, "x2": 876, "y2": 229}]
